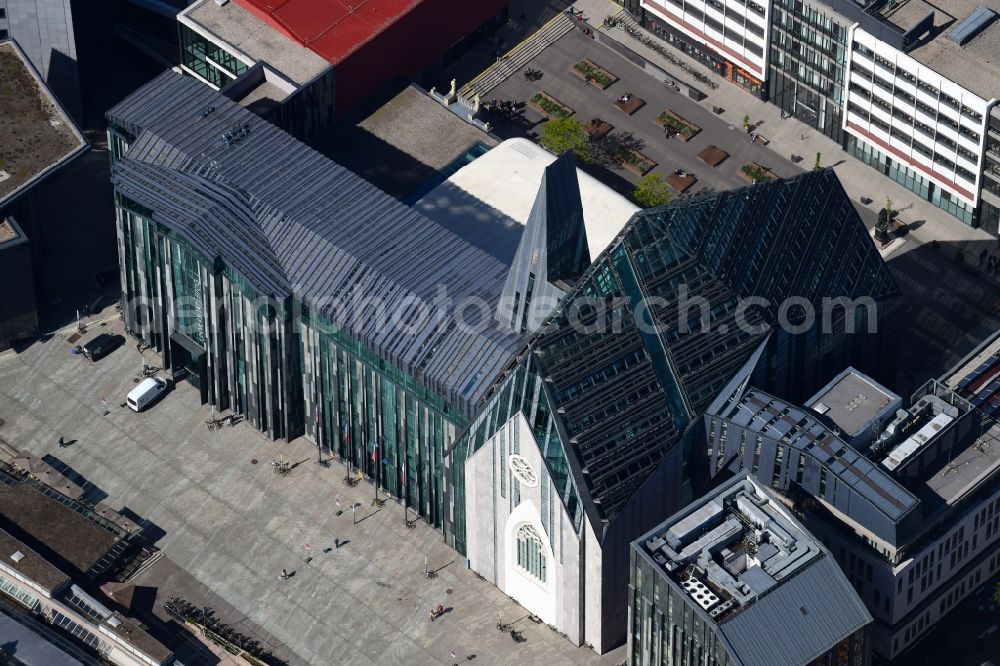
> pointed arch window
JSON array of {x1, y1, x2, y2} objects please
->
[{"x1": 516, "y1": 524, "x2": 547, "y2": 582}]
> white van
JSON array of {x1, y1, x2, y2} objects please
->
[{"x1": 126, "y1": 377, "x2": 168, "y2": 412}]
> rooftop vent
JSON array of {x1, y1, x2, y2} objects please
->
[
  {"x1": 682, "y1": 577, "x2": 720, "y2": 611},
  {"x1": 10, "y1": 551, "x2": 25, "y2": 563},
  {"x1": 215, "y1": 0, "x2": 230, "y2": 7},
  {"x1": 813, "y1": 402, "x2": 830, "y2": 415},
  {"x1": 107, "y1": 616, "x2": 122, "y2": 628},
  {"x1": 948, "y1": 6, "x2": 996, "y2": 45}
]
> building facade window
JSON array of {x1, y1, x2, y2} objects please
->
[
  {"x1": 179, "y1": 24, "x2": 249, "y2": 89},
  {"x1": 516, "y1": 524, "x2": 547, "y2": 582}
]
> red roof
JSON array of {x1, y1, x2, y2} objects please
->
[{"x1": 234, "y1": 0, "x2": 423, "y2": 64}]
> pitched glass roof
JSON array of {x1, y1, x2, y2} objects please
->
[{"x1": 519, "y1": 170, "x2": 900, "y2": 533}]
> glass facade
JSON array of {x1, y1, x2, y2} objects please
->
[
  {"x1": 767, "y1": 0, "x2": 848, "y2": 145},
  {"x1": 179, "y1": 24, "x2": 249, "y2": 89},
  {"x1": 848, "y1": 136, "x2": 975, "y2": 225},
  {"x1": 110, "y1": 125, "x2": 463, "y2": 544}
]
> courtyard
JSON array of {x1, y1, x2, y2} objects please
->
[{"x1": 0, "y1": 311, "x2": 622, "y2": 665}]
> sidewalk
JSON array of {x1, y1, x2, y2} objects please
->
[{"x1": 570, "y1": 0, "x2": 998, "y2": 252}]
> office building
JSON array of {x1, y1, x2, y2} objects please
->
[
  {"x1": 629, "y1": 475, "x2": 872, "y2": 666},
  {"x1": 767, "y1": 0, "x2": 851, "y2": 145},
  {"x1": 805, "y1": 367, "x2": 902, "y2": 450},
  {"x1": 631, "y1": 0, "x2": 770, "y2": 96},
  {"x1": 843, "y1": 0, "x2": 1000, "y2": 226},
  {"x1": 707, "y1": 343, "x2": 1000, "y2": 658},
  {"x1": 177, "y1": 0, "x2": 508, "y2": 139},
  {"x1": 464, "y1": 168, "x2": 900, "y2": 651}
]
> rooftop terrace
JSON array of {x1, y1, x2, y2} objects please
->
[{"x1": 0, "y1": 41, "x2": 87, "y2": 208}]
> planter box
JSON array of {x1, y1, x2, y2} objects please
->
[
  {"x1": 528, "y1": 91, "x2": 574, "y2": 119},
  {"x1": 739, "y1": 162, "x2": 776, "y2": 183},
  {"x1": 615, "y1": 147, "x2": 657, "y2": 176},
  {"x1": 585, "y1": 118, "x2": 614, "y2": 141},
  {"x1": 654, "y1": 110, "x2": 701, "y2": 141},
  {"x1": 571, "y1": 59, "x2": 618, "y2": 90}
]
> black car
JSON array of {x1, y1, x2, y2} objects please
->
[{"x1": 82, "y1": 333, "x2": 125, "y2": 361}]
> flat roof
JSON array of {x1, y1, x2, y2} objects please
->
[
  {"x1": 183, "y1": 0, "x2": 330, "y2": 85},
  {"x1": 902, "y1": 0, "x2": 1000, "y2": 100},
  {"x1": 356, "y1": 85, "x2": 497, "y2": 172},
  {"x1": 922, "y1": 420, "x2": 1000, "y2": 506},
  {"x1": 103, "y1": 613, "x2": 173, "y2": 664},
  {"x1": 807, "y1": 368, "x2": 899, "y2": 438},
  {"x1": 0, "y1": 41, "x2": 87, "y2": 208},
  {"x1": 0, "y1": 481, "x2": 120, "y2": 576},
  {"x1": 414, "y1": 138, "x2": 639, "y2": 265},
  {"x1": 234, "y1": 0, "x2": 421, "y2": 64},
  {"x1": 0, "y1": 527, "x2": 70, "y2": 593},
  {"x1": 944, "y1": 328, "x2": 1000, "y2": 389}
]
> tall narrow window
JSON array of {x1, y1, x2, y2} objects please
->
[{"x1": 516, "y1": 524, "x2": 547, "y2": 582}]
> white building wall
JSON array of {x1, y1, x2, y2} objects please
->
[
  {"x1": 465, "y1": 413, "x2": 591, "y2": 646},
  {"x1": 814, "y1": 485, "x2": 1000, "y2": 658},
  {"x1": 641, "y1": 0, "x2": 770, "y2": 81},
  {"x1": 844, "y1": 26, "x2": 990, "y2": 209}
]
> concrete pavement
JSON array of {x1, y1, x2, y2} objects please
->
[{"x1": 0, "y1": 311, "x2": 624, "y2": 666}]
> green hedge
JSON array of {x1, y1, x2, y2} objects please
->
[
  {"x1": 657, "y1": 112, "x2": 699, "y2": 138},
  {"x1": 530, "y1": 93, "x2": 571, "y2": 118},
  {"x1": 573, "y1": 60, "x2": 615, "y2": 87},
  {"x1": 741, "y1": 164, "x2": 775, "y2": 182}
]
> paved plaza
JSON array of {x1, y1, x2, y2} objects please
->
[
  {"x1": 0, "y1": 312, "x2": 623, "y2": 666},
  {"x1": 485, "y1": 28, "x2": 798, "y2": 199}
]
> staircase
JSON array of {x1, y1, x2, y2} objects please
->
[{"x1": 459, "y1": 12, "x2": 577, "y2": 104}]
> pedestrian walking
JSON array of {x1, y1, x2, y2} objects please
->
[
  {"x1": 58, "y1": 436, "x2": 64, "y2": 447},
  {"x1": 280, "y1": 568, "x2": 288, "y2": 580}
]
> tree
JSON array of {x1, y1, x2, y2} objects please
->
[
  {"x1": 885, "y1": 196, "x2": 895, "y2": 219},
  {"x1": 633, "y1": 173, "x2": 672, "y2": 208},
  {"x1": 814, "y1": 152, "x2": 822, "y2": 171},
  {"x1": 539, "y1": 116, "x2": 592, "y2": 163},
  {"x1": 742, "y1": 114, "x2": 751, "y2": 133}
]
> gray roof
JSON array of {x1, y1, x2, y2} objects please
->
[
  {"x1": 107, "y1": 72, "x2": 523, "y2": 415},
  {"x1": 719, "y1": 556, "x2": 872, "y2": 665},
  {"x1": 723, "y1": 389, "x2": 919, "y2": 524}
]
